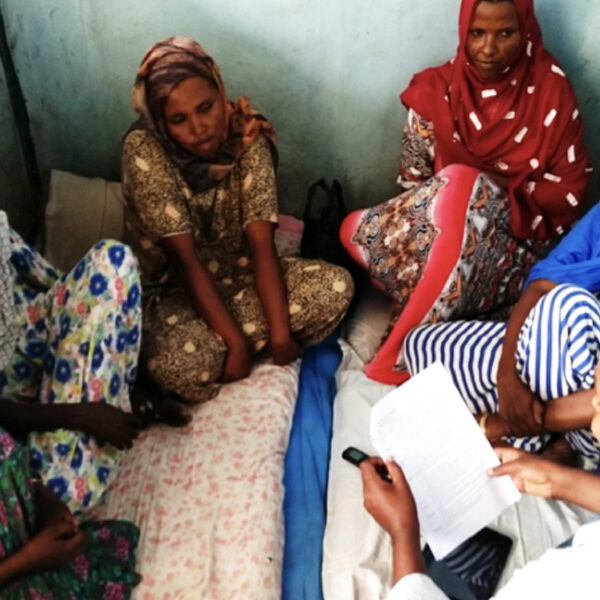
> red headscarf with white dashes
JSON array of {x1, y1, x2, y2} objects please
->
[{"x1": 401, "y1": 0, "x2": 591, "y2": 240}]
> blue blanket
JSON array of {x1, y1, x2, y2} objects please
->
[{"x1": 282, "y1": 334, "x2": 342, "y2": 600}]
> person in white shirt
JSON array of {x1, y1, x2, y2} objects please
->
[{"x1": 360, "y1": 443, "x2": 600, "y2": 599}]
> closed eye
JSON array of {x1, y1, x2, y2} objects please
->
[
  {"x1": 167, "y1": 114, "x2": 186, "y2": 125},
  {"x1": 196, "y1": 101, "x2": 213, "y2": 114}
]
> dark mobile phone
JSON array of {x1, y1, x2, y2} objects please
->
[
  {"x1": 341, "y1": 446, "x2": 392, "y2": 482},
  {"x1": 424, "y1": 527, "x2": 513, "y2": 600}
]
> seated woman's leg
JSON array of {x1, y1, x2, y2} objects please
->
[
  {"x1": 141, "y1": 288, "x2": 226, "y2": 403},
  {"x1": 141, "y1": 257, "x2": 353, "y2": 403},
  {"x1": 516, "y1": 284, "x2": 600, "y2": 460},
  {"x1": 30, "y1": 240, "x2": 142, "y2": 515},
  {"x1": 404, "y1": 320, "x2": 551, "y2": 452},
  {"x1": 280, "y1": 257, "x2": 354, "y2": 346}
]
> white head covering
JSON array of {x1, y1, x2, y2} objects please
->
[{"x1": 0, "y1": 211, "x2": 16, "y2": 370}]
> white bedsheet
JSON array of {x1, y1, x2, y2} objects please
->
[
  {"x1": 322, "y1": 342, "x2": 593, "y2": 599},
  {"x1": 96, "y1": 360, "x2": 299, "y2": 600}
]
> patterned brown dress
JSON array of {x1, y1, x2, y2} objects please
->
[{"x1": 122, "y1": 131, "x2": 353, "y2": 401}]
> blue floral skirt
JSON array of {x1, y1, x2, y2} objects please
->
[{"x1": 0, "y1": 230, "x2": 141, "y2": 515}]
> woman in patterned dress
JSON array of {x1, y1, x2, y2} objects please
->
[
  {"x1": 0, "y1": 211, "x2": 142, "y2": 517},
  {"x1": 0, "y1": 425, "x2": 140, "y2": 599},
  {"x1": 122, "y1": 37, "x2": 353, "y2": 403},
  {"x1": 339, "y1": 0, "x2": 591, "y2": 385}
]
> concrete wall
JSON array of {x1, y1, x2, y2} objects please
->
[
  {"x1": 1, "y1": 0, "x2": 599, "y2": 216},
  {"x1": 0, "y1": 55, "x2": 33, "y2": 236}
]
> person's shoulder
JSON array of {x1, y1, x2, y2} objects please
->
[{"x1": 123, "y1": 128, "x2": 162, "y2": 152}]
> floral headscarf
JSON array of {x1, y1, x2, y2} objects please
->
[{"x1": 130, "y1": 36, "x2": 277, "y2": 193}]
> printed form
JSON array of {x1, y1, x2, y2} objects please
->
[{"x1": 370, "y1": 361, "x2": 520, "y2": 559}]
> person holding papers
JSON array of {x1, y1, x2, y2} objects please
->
[
  {"x1": 360, "y1": 448, "x2": 600, "y2": 599},
  {"x1": 403, "y1": 200, "x2": 600, "y2": 463}
]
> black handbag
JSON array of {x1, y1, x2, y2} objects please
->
[{"x1": 300, "y1": 178, "x2": 353, "y2": 271}]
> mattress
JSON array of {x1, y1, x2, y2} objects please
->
[{"x1": 96, "y1": 360, "x2": 300, "y2": 599}]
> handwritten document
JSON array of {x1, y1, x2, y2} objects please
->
[{"x1": 370, "y1": 361, "x2": 520, "y2": 559}]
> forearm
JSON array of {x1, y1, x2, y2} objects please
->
[
  {"x1": 551, "y1": 464, "x2": 600, "y2": 512},
  {"x1": 499, "y1": 279, "x2": 557, "y2": 375},
  {"x1": 390, "y1": 530, "x2": 426, "y2": 585},
  {"x1": 172, "y1": 253, "x2": 245, "y2": 347},
  {"x1": 251, "y1": 244, "x2": 291, "y2": 341},
  {"x1": 542, "y1": 389, "x2": 595, "y2": 432},
  {"x1": 0, "y1": 546, "x2": 37, "y2": 586},
  {"x1": 246, "y1": 221, "x2": 292, "y2": 342},
  {"x1": 0, "y1": 401, "x2": 83, "y2": 436}
]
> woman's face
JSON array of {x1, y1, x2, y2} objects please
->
[
  {"x1": 466, "y1": 1, "x2": 522, "y2": 82},
  {"x1": 164, "y1": 76, "x2": 227, "y2": 157}
]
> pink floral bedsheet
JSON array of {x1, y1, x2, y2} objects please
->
[{"x1": 96, "y1": 361, "x2": 299, "y2": 599}]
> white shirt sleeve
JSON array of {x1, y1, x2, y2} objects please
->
[{"x1": 386, "y1": 574, "x2": 449, "y2": 600}]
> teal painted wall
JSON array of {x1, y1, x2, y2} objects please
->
[
  {"x1": 0, "y1": 59, "x2": 33, "y2": 236},
  {"x1": 1, "y1": 0, "x2": 599, "y2": 216}
]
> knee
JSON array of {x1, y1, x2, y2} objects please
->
[{"x1": 91, "y1": 240, "x2": 139, "y2": 276}]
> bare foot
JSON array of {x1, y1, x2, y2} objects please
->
[{"x1": 131, "y1": 380, "x2": 191, "y2": 428}]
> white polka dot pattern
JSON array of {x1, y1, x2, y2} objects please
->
[
  {"x1": 469, "y1": 112, "x2": 482, "y2": 131},
  {"x1": 566, "y1": 193, "x2": 579, "y2": 207},
  {"x1": 544, "y1": 109, "x2": 557, "y2": 127}
]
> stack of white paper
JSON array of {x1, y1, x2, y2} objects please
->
[{"x1": 370, "y1": 361, "x2": 520, "y2": 559}]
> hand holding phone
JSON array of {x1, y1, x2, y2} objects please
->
[{"x1": 342, "y1": 446, "x2": 392, "y2": 482}]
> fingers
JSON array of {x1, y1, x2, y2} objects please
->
[
  {"x1": 52, "y1": 518, "x2": 79, "y2": 539},
  {"x1": 494, "y1": 446, "x2": 524, "y2": 464},
  {"x1": 64, "y1": 529, "x2": 86, "y2": 555},
  {"x1": 383, "y1": 458, "x2": 405, "y2": 485},
  {"x1": 531, "y1": 399, "x2": 544, "y2": 426}
]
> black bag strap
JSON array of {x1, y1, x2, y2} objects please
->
[
  {"x1": 303, "y1": 178, "x2": 331, "y2": 221},
  {"x1": 304, "y1": 178, "x2": 348, "y2": 221},
  {"x1": 330, "y1": 179, "x2": 347, "y2": 216}
]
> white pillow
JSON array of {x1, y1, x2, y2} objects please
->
[{"x1": 44, "y1": 169, "x2": 124, "y2": 272}]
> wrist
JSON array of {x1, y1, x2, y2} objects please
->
[
  {"x1": 391, "y1": 528, "x2": 426, "y2": 582},
  {"x1": 224, "y1": 330, "x2": 248, "y2": 351},
  {"x1": 549, "y1": 463, "x2": 571, "y2": 500}
]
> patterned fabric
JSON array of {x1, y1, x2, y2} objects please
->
[
  {"x1": 130, "y1": 36, "x2": 276, "y2": 193},
  {"x1": 400, "y1": 0, "x2": 591, "y2": 240},
  {"x1": 123, "y1": 130, "x2": 353, "y2": 402},
  {"x1": 96, "y1": 360, "x2": 300, "y2": 599},
  {"x1": 0, "y1": 212, "x2": 16, "y2": 371},
  {"x1": 0, "y1": 426, "x2": 140, "y2": 599},
  {"x1": 123, "y1": 131, "x2": 278, "y2": 292},
  {"x1": 340, "y1": 163, "x2": 546, "y2": 384},
  {"x1": 0, "y1": 230, "x2": 141, "y2": 516},
  {"x1": 142, "y1": 257, "x2": 352, "y2": 402},
  {"x1": 404, "y1": 284, "x2": 600, "y2": 461}
]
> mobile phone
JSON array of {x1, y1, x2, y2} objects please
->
[
  {"x1": 423, "y1": 527, "x2": 513, "y2": 600},
  {"x1": 341, "y1": 446, "x2": 392, "y2": 482}
]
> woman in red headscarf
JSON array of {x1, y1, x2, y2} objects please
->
[{"x1": 340, "y1": 0, "x2": 591, "y2": 385}]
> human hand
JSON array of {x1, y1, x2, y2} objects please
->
[
  {"x1": 23, "y1": 518, "x2": 85, "y2": 572},
  {"x1": 77, "y1": 404, "x2": 142, "y2": 449},
  {"x1": 223, "y1": 337, "x2": 252, "y2": 382},
  {"x1": 34, "y1": 482, "x2": 76, "y2": 530},
  {"x1": 489, "y1": 447, "x2": 560, "y2": 498},
  {"x1": 269, "y1": 334, "x2": 301, "y2": 366},
  {"x1": 360, "y1": 457, "x2": 420, "y2": 542},
  {"x1": 497, "y1": 369, "x2": 544, "y2": 437}
]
